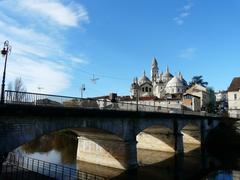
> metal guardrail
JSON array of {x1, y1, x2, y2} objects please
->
[
  {"x1": 3, "y1": 90, "x2": 218, "y2": 117},
  {"x1": 3, "y1": 152, "x2": 105, "y2": 180}
]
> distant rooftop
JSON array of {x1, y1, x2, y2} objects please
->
[{"x1": 228, "y1": 77, "x2": 240, "y2": 92}]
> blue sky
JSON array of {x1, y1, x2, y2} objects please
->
[{"x1": 0, "y1": 0, "x2": 240, "y2": 97}]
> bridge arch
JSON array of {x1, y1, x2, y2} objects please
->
[
  {"x1": 0, "y1": 114, "x2": 137, "y2": 154},
  {"x1": 0, "y1": 113, "x2": 138, "y2": 170},
  {"x1": 135, "y1": 118, "x2": 174, "y2": 136},
  {"x1": 71, "y1": 128, "x2": 133, "y2": 169}
]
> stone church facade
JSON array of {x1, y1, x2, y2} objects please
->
[{"x1": 130, "y1": 57, "x2": 188, "y2": 99}]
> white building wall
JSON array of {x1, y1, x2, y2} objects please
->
[
  {"x1": 228, "y1": 91, "x2": 240, "y2": 118},
  {"x1": 139, "y1": 84, "x2": 153, "y2": 97}
]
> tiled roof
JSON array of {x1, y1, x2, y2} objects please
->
[
  {"x1": 228, "y1": 77, "x2": 240, "y2": 92},
  {"x1": 186, "y1": 84, "x2": 206, "y2": 93},
  {"x1": 183, "y1": 93, "x2": 200, "y2": 99}
]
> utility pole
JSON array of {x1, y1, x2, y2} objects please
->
[
  {"x1": 80, "y1": 84, "x2": 86, "y2": 98},
  {"x1": 1, "y1": 41, "x2": 11, "y2": 104}
]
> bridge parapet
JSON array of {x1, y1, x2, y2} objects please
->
[{"x1": 4, "y1": 90, "x2": 220, "y2": 118}]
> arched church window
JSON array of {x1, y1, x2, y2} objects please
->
[
  {"x1": 146, "y1": 87, "x2": 148, "y2": 92},
  {"x1": 142, "y1": 87, "x2": 144, "y2": 92},
  {"x1": 149, "y1": 88, "x2": 152, "y2": 92}
]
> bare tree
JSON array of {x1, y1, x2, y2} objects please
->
[
  {"x1": 8, "y1": 77, "x2": 27, "y2": 102},
  {"x1": 14, "y1": 77, "x2": 26, "y2": 92}
]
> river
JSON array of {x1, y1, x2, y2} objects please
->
[{"x1": 13, "y1": 123, "x2": 240, "y2": 180}]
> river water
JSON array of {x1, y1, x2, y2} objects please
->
[{"x1": 14, "y1": 124, "x2": 240, "y2": 180}]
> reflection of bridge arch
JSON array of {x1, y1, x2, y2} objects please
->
[
  {"x1": 137, "y1": 124, "x2": 176, "y2": 166},
  {"x1": 137, "y1": 125, "x2": 175, "y2": 153},
  {"x1": 181, "y1": 121, "x2": 202, "y2": 153}
]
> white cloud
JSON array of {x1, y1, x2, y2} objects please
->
[
  {"x1": 4, "y1": 57, "x2": 71, "y2": 94},
  {"x1": 180, "y1": 12, "x2": 189, "y2": 18},
  {"x1": 0, "y1": 18, "x2": 60, "y2": 58},
  {"x1": 0, "y1": 10, "x2": 88, "y2": 94},
  {"x1": 17, "y1": 0, "x2": 89, "y2": 27},
  {"x1": 173, "y1": 17, "x2": 184, "y2": 25},
  {"x1": 174, "y1": 0, "x2": 194, "y2": 25},
  {"x1": 70, "y1": 56, "x2": 88, "y2": 65},
  {"x1": 179, "y1": 48, "x2": 196, "y2": 59}
]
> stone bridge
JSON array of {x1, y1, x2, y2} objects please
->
[{"x1": 0, "y1": 104, "x2": 224, "y2": 170}]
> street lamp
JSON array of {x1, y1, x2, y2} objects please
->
[
  {"x1": 1, "y1": 41, "x2": 11, "y2": 104},
  {"x1": 80, "y1": 84, "x2": 86, "y2": 98}
]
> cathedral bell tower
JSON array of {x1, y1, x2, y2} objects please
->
[{"x1": 151, "y1": 57, "x2": 159, "y2": 82}]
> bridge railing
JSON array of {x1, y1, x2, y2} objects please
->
[
  {"x1": 4, "y1": 90, "x2": 218, "y2": 117},
  {"x1": 3, "y1": 152, "x2": 105, "y2": 180}
]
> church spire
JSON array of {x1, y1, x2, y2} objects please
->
[
  {"x1": 178, "y1": 72, "x2": 183, "y2": 80},
  {"x1": 166, "y1": 66, "x2": 170, "y2": 73},
  {"x1": 152, "y1": 57, "x2": 158, "y2": 67},
  {"x1": 151, "y1": 57, "x2": 159, "y2": 82}
]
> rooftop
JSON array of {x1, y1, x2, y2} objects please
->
[{"x1": 228, "y1": 77, "x2": 240, "y2": 92}]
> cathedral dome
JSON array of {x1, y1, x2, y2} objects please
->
[
  {"x1": 166, "y1": 76, "x2": 183, "y2": 87},
  {"x1": 165, "y1": 76, "x2": 186, "y2": 94},
  {"x1": 139, "y1": 71, "x2": 151, "y2": 85}
]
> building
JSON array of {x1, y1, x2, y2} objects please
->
[
  {"x1": 182, "y1": 93, "x2": 201, "y2": 112},
  {"x1": 94, "y1": 58, "x2": 210, "y2": 113},
  {"x1": 130, "y1": 57, "x2": 187, "y2": 99},
  {"x1": 215, "y1": 90, "x2": 228, "y2": 114},
  {"x1": 130, "y1": 58, "x2": 211, "y2": 111},
  {"x1": 186, "y1": 84, "x2": 210, "y2": 111},
  {"x1": 130, "y1": 58, "x2": 202, "y2": 111},
  {"x1": 228, "y1": 77, "x2": 240, "y2": 118}
]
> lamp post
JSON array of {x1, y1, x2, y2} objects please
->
[
  {"x1": 80, "y1": 84, "x2": 86, "y2": 98},
  {"x1": 0, "y1": 41, "x2": 11, "y2": 104}
]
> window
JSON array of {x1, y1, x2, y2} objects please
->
[
  {"x1": 149, "y1": 88, "x2": 152, "y2": 92},
  {"x1": 142, "y1": 87, "x2": 144, "y2": 92},
  {"x1": 146, "y1": 87, "x2": 148, "y2": 92},
  {"x1": 177, "y1": 88, "x2": 180, "y2": 92},
  {"x1": 234, "y1": 94, "x2": 237, "y2": 100}
]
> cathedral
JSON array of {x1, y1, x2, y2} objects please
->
[{"x1": 131, "y1": 57, "x2": 188, "y2": 99}]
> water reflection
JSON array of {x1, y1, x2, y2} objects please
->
[
  {"x1": 76, "y1": 161, "x2": 123, "y2": 179},
  {"x1": 14, "y1": 123, "x2": 240, "y2": 180},
  {"x1": 204, "y1": 170, "x2": 240, "y2": 180},
  {"x1": 16, "y1": 131, "x2": 78, "y2": 168}
]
